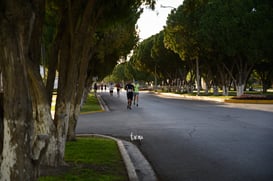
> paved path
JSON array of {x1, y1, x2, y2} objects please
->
[{"x1": 77, "y1": 91, "x2": 273, "y2": 181}]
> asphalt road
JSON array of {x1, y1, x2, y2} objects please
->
[{"x1": 77, "y1": 90, "x2": 273, "y2": 181}]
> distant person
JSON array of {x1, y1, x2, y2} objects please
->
[
  {"x1": 104, "y1": 84, "x2": 107, "y2": 91},
  {"x1": 125, "y1": 81, "x2": 134, "y2": 109},
  {"x1": 93, "y1": 83, "x2": 98, "y2": 96},
  {"x1": 109, "y1": 83, "x2": 114, "y2": 96},
  {"x1": 116, "y1": 83, "x2": 121, "y2": 97},
  {"x1": 100, "y1": 84, "x2": 104, "y2": 92},
  {"x1": 133, "y1": 80, "x2": 140, "y2": 107}
]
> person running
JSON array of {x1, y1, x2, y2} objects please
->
[
  {"x1": 133, "y1": 80, "x2": 140, "y2": 107},
  {"x1": 109, "y1": 82, "x2": 114, "y2": 96},
  {"x1": 93, "y1": 82, "x2": 98, "y2": 97},
  {"x1": 116, "y1": 82, "x2": 121, "y2": 97},
  {"x1": 125, "y1": 81, "x2": 134, "y2": 109}
]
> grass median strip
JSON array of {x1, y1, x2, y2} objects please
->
[
  {"x1": 42, "y1": 96, "x2": 127, "y2": 180},
  {"x1": 81, "y1": 93, "x2": 102, "y2": 113},
  {"x1": 39, "y1": 137, "x2": 128, "y2": 181}
]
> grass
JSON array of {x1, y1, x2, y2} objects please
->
[
  {"x1": 42, "y1": 95, "x2": 126, "y2": 180},
  {"x1": 80, "y1": 93, "x2": 102, "y2": 113},
  {"x1": 51, "y1": 93, "x2": 102, "y2": 113},
  {"x1": 39, "y1": 137, "x2": 128, "y2": 181}
]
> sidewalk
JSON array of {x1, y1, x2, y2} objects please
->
[{"x1": 153, "y1": 91, "x2": 273, "y2": 104}]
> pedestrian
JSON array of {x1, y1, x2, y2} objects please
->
[
  {"x1": 93, "y1": 82, "x2": 97, "y2": 96},
  {"x1": 116, "y1": 82, "x2": 121, "y2": 97},
  {"x1": 109, "y1": 83, "x2": 114, "y2": 96},
  {"x1": 133, "y1": 80, "x2": 140, "y2": 107},
  {"x1": 100, "y1": 84, "x2": 103, "y2": 92},
  {"x1": 125, "y1": 81, "x2": 134, "y2": 109}
]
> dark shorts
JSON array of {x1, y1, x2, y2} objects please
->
[{"x1": 127, "y1": 92, "x2": 133, "y2": 100}]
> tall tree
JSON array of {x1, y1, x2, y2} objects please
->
[
  {"x1": 42, "y1": 0, "x2": 157, "y2": 166},
  {"x1": 0, "y1": 0, "x2": 51, "y2": 180},
  {"x1": 199, "y1": 0, "x2": 273, "y2": 95},
  {"x1": 151, "y1": 31, "x2": 184, "y2": 82},
  {"x1": 164, "y1": 0, "x2": 273, "y2": 96},
  {"x1": 164, "y1": 0, "x2": 208, "y2": 95},
  {"x1": 0, "y1": 0, "x2": 156, "y2": 179}
]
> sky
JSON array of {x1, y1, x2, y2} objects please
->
[{"x1": 137, "y1": 0, "x2": 183, "y2": 40}]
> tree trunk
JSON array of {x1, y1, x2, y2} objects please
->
[
  {"x1": 236, "y1": 84, "x2": 245, "y2": 96},
  {"x1": 53, "y1": 36, "x2": 75, "y2": 165},
  {"x1": 234, "y1": 57, "x2": 253, "y2": 96},
  {"x1": 217, "y1": 64, "x2": 230, "y2": 96},
  {"x1": 26, "y1": 63, "x2": 58, "y2": 167},
  {"x1": 67, "y1": 104, "x2": 80, "y2": 141},
  {"x1": 45, "y1": 45, "x2": 58, "y2": 104},
  {"x1": 0, "y1": 0, "x2": 46, "y2": 180},
  {"x1": 195, "y1": 58, "x2": 201, "y2": 95},
  {"x1": 45, "y1": 19, "x2": 65, "y2": 104},
  {"x1": 222, "y1": 85, "x2": 228, "y2": 96},
  {"x1": 52, "y1": 7, "x2": 80, "y2": 162},
  {"x1": 66, "y1": 0, "x2": 97, "y2": 141},
  {"x1": 222, "y1": 56, "x2": 253, "y2": 97},
  {"x1": 0, "y1": 93, "x2": 3, "y2": 162},
  {"x1": 0, "y1": 30, "x2": 36, "y2": 181}
]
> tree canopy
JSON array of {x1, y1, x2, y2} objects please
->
[{"x1": 164, "y1": 0, "x2": 273, "y2": 95}]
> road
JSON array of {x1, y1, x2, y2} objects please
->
[{"x1": 77, "y1": 90, "x2": 273, "y2": 181}]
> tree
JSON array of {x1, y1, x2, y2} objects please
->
[
  {"x1": 164, "y1": 0, "x2": 208, "y2": 95},
  {"x1": 151, "y1": 31, "x2": 184, "y2": 83},
  {"x1": 0, "y1": 0, "x2": 51, "y2": 180},
  {"x1": 164, "y1": 0, "x2": 273, "y2": 96},
  {"x1": 130, "y1": 31, "x2": 186, "y2": 89},
  {"x1": 41, "y1": 0, "x2": 157, "y2": 167},
  {"x1": 0, "y1": 0, "x2": 156, "y2": 180},
  {"x1": 254, "y1": 60, "x2": 273, "y2": 93},
  {"x1": 199, "y1": 0, "x2": 273, "y2": 96}
]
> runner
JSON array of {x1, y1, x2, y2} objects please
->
[
  {"x1": 93, "y1": 82, "x2": 98, "y2": 97},
  {"x1": 133, "y1": 80, "x2": 140, "y2": 107},
  {"x1": 125, "y1": 81, "x2": 134, "y2": 109},
  {"x1": 109, "y1": 82, "x2": 114, "y2": 96},
  {"x1": 116, "y1": 82, "x2": 121, "y2": 97}
]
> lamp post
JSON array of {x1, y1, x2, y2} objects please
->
[
  {"x1": 160, "y1": 4, "x2": 176, "y2": 9},
  {"x1": 157, "y1": 4, "x2": 176, "y2": 92}
]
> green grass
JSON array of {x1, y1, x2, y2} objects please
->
[
  {"x1": 80, "y1": 93, "x2": 102, "y2": 113},
  {"x1": 39, "y1": 137, "x2": 128, "y2": 181},
  {"x1": 51, "y1": 93, "x2": 101, "y2": 113}
]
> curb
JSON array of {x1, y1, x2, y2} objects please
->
[
  {"x1": 80, "y1": 94, "x2": 109, "y2": 115},
  {"x1": 79, "y1": 96, "x2": 157, "y2": 180},
  {"x1": 76, "y1": 134, "x2": 138, "y2": 181},
  {"x1": 97, "y1": 94, "x2": 110, "y2": 111},
  {"x1": 224, "y1": 99, "x2": 273, "y2": 104},
  {"x1": 97, "y1": 95, "x2": 110, "y2": 112}
]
